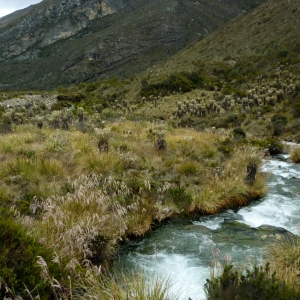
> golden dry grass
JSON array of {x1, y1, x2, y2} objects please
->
[
  {"x1": 268, "y1": 237, "x2": 300, "y2": 292},
  {"x1": 0, "y1": 120, "x2": 266, "y2": 293},
  {"x1": 290, "y1": 147, "x2": 300, "y2": 163},
  {"x1": 189, "y1": 148, "x2": 266, "y2": 214}
]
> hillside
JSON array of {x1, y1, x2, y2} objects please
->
[
  {"x1": 1, "y1": 0, "x2": 300, "y2": 298},
  {"x1": 0, "y1": 0, "x2": 265, "y2": 90},
  {"x1": 151, "y1": 0, "x2": 300, "y2": 79}
]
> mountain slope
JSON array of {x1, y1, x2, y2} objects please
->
[
  {"x1": 152, "y1": 0, "x2": 300, "y2": 80},
  {"x1": 0, "y1": 0, "x2": 265, "y2": 90},
  {"x1": 0, "y1": 0, "x2": 134, "y2": 59}
]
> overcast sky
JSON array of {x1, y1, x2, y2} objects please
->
[{"x1": 0, "y1": 0, "x2": 42, "y2": 18}]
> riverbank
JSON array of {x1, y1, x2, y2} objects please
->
[
  {"x1": 117, "y1": 151, "x2": 300, "y2": 300},
  {"x1": 0, "y1": 119, "x2": 270, "y2": 298}
]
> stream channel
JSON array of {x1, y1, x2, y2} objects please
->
[{"x1": 116, "y1": 152, "x2": 300, "y2": 299}]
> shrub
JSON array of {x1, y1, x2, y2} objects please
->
[
  {"x1": 119, "y1": 152, "x2": 140, "y2": 170},
  {"x1": 89, "y1": 234, "x2": 114, "y2": 265},
  {"x1": 250, "y1": 138, "x2": 284, "y2": 155},
  {"x1": 57, "y1": 92, "x2": 86, "y2": 103},
  {"x1": 0, "y1": 218, "x2": 57, "y2": 299},
  {"x1": 51, "y1": 101, "x2": 72, "y2": 110},
  {"x1": 266, "y1": 138, "x2": 285, "y2": 155},
  {"x1": 0, "y1": 120, "x2": 12, "y2": 134},
  {"x1": 140, "y1": 71, "x2": 206, "y2": 97},
  {"x1": 155, "y1": 137, "x2": 167, "y2": 151},
  {"x1": 0, "y1": 112, "x2": 12, "y2": 134},
  {"x1": 215, "y1": 114, "x2": 239, "y2": 129},
  {"x1": 277, "y1": 49, "x2": 289, "y2": 58},
  {"x1": 205, "y1": 263, "x2": 300, "y2": 300},
  {"x1": 271, "y1": 114, "x2": 288, "y2": 136},
  {"x1": 232, "y1": 127, "x2": 246, "y2": 140},
  {"x1": 95, "y1": 127, "x2": 111, "y2": 153}
]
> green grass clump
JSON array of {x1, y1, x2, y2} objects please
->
[
  {"x1": 175, "y1": 160, "x2": 202, "y2": 175},
  {"x1": 189, "y1": 148, "x2": 266, "y2": 214},
  {"x1": 170, "y1": 186, "x2": 193, "y2": 211},
  {"x1": 205, "y1": 263, "x2": 300, "y2": 300},
  {"x1": 267, "y1": 237, "x2": 300, "y2": 295},
  {"x1": 0, "y1": 218, "x2": 59, "y2": 299}
]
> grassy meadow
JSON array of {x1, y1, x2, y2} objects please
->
[
  {"x1": 0, "y1": 118, "x2": 267, "y2": 298},
  {"x1": 0, "y1": 61, "x2": 299, "y2": 298}
]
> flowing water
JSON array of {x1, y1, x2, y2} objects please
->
[{"x1": 117, "y1": 152, "x2": 300, "y2": 299}]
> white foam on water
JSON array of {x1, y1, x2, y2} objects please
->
[
  {"x1": 193, "y1": 216, "x2": 224, "y2": 230},
  {"x1": 128, "y1": 252, "x2": 209, "y2": 300},
  {"x1": 238, "y1": 158, "x2": 300, "y2": 234},
  {"x1": 120, "y1": 157, "x2": 300, "y2": 299},
  {"x1": 262, "y1": 159, "x2": 299, "y2": 179},
  {"x1": 193, "y1": 210, "x2": 238, "y2": 230},
  {"x1": 267, "y1": 176, "x2": 286, "y2": 186}
]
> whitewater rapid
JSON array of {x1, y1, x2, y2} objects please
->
[{"x1": 118, "y1": 153, "x2": 300, "y2": 299}]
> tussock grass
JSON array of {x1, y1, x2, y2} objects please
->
[
  {"x1": 1, "y1": 121, "x2": 266, "y2": 221},
  {"x1": 76, "y1": 150, "x2": 119, "y2": 174},
  {"x1": 35, "y1": 254, "x2": 175, "y2": 300},
  {"x1": 290, "y1": 147, "x2": 300, "y2": 163},
  {"x1": 77, "y1": 271, "x2": 174, "y2": 300},
  {"x1": 0, "y1": 118, "x2": 267, "y2": 298},
  {"x1": 190, "y1": 148, "x2": 266, "y2": 214},
  {"x1": 268, "y1": 237, "x2": 300, "y2": 291},
  {"x1": 18, "y1": 174, "x2": 128, "y2": 263}
]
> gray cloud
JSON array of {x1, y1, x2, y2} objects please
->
[
  {"x1": 0, "y1": 0, "x2": 42, "y2": 18},
  {"x1": 1, "y1": 0, "x2": 42, "y2": 10}
]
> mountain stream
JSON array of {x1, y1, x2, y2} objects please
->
[{"x1": 116, "y1": 151, "x2": 300, "y2": 299}]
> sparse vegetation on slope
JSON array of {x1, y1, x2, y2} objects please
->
[{"x1": 0, "y1": 0, "x2": 266, "y2": 90}]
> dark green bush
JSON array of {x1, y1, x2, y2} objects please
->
[
  {"x1": 85, "y1": 82, "x2": 100, "y2": 93},
  {"x1": 57, "y1": 92, "x2": 86, "y2": 103},
  {"x1": 271, "y1": 114, "x2": 288, "y2": 126},
  {"x1": 271, "y1": 114, "x2": 288, "y2": 136},
  {"x1": 0, "y1": 218, "x2": 58, "y2": 299},
  {"x1": 232, "y1": 127, "x2": 246, "y2": 139},
  {"x1": 57, "y1": 94, "x2": 69, "y2": 101},
  {"x1": 250, "y1": 138, "x2": 284, "y2": 155},
  {"x1": 261, "y1": 105, "x2": 274, "y2": 113},
  {"x1": 141, "y1": 71, "x2": 206, "y2": 97},
  {"x1": 215, "y1": 114, "x2": 240, "y2": 129},
  {"x1": 0, "y1": 121, "x2": 12, "y2": 134},
  {"x1": 277, "y1": 49, "x2": 289, "y2": 58},
  {"x1": 0, "y1": 112, "x2": 12, "y2": 134},
  {"x1": 223, "y1": 87, "x2": 247, "y2": 97},
  {"x1": 205, "y1": 263, "x2": 300, "y2": 300}
]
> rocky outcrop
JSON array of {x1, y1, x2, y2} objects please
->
[
  {"x1": 0, "y1": 0, "x2": 266, "y2": 89},
  {"x1": 0, "y1": 0, "x2": 132, "y2": 59}
]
